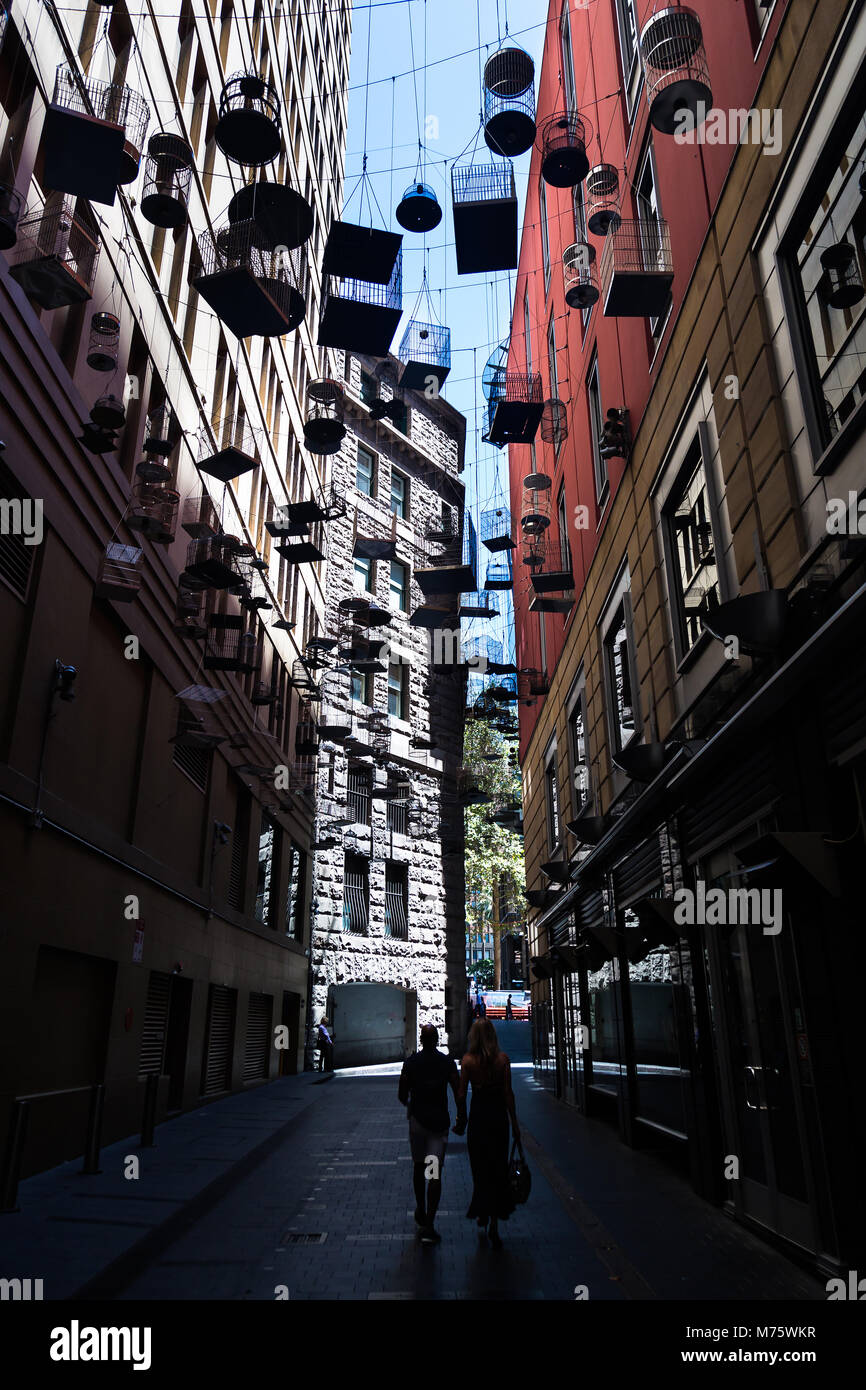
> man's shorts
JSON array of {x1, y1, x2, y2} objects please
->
[{"x1": 408, "y1": 1115, "x2": 448, "y2": 1165}]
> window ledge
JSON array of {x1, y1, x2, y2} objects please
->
[{"x1": 812, "y1": 394, "x2": 866, "y2": 477}]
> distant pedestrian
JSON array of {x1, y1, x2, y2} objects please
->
[
  {"x1": 505, "y1": 994, "x2": 514, "y2": 1020},
  {"x1": 316, "y1": 1016, "x2": 334, "y2": 1073},
  {"x1": 398, "y1": 1024, "x2": 465, "y2": 1246},
  {"x1": 453, "y1": 1019, "x2": 519, "y2": 1249}
]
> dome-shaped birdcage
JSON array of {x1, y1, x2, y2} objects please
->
[
  {"x1": 140, "y1": 132, "x2": 194, "y2": 229},
  {"x1": 586, "y1": 164, "x2": 621, "y2": 236},
  {"x1": 539, "y1": 112, "x2": 590, "y2": 188},
  {"x1": 227, "y1": 178, "x2": 314, "y2": 250},
  {"x1": 483, "y1": 45, "x2": 536, "y2": 157},
  {"x1": 639, "y1": 7, "x2": 712, "y2": 137},
  {"x1": 0, "y1": 182, "x2": 25, "y2": 251},
  {"x1": 396, "y1": 180, "x2": 442, "y2": 233},
  {"x1": 90, "y1": 393, "x2": 126, "y2": 430},
  {"x1": 215, "y1": 71, "x2": 281, "y2": 166},
  {"x1": 819, "y1": 242, "x2": 865, "y2": 310},
  {"x1": 304, "y1": 378, "x2": 346, "y2": 452},
  {"x1": 541, "y1": 399, "x2": 568, "y2": 447},
  {"x1": 521, "y1": 471, "x2": 552, "y2": 535},
  {"x1": 194, "y1": 220, "x2": 307, "y2": 338},
  {"x1": 86, "y1": 311, "x2": 120, "y2": 372},
  {"x1": 563, "y1": 241, "x2": 600, "y2": 308}
]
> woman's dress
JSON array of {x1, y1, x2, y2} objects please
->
[{"x1": 466, "y1": 1068, "x2": 516, "y2": 1222}]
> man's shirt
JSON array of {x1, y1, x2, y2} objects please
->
[{"x1": 398, "y1": 1048, "x2": 458, "y2": 1133}]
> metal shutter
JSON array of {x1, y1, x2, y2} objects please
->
[
  {"x1": 679, "y1": 745, "x2": 778, "y2": 862},
  {"x1": 202, "y1": 985, "x2": 236, "y2": 1095},
  {"x1": 611, "y1": 835, "x2": 663, "y2": 907},
  {"x1": 822, "y1": 647, "x2": 866, "y2": 766},
  {"x1": 243, "y1": 992, "x2": 273, "y2": 1081},
  {"x1": 138, "y1": 971, "x2": 171, "y2": 1075}
]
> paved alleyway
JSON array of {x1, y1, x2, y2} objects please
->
[{"x1": 0, "y1": 1023, "x2": 823, "y2": 1303}]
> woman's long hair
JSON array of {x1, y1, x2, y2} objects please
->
[{"x1": 467, "y1": 1018, "x2": 500, "y2": 1077}]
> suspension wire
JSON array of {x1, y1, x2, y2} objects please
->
[{"x1": 389, "y1": 75, "x2": 396, "y2": 221}]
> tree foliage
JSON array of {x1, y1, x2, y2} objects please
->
[{"x1": 463, "y1": 717, "x2": 525, "y2": 929}]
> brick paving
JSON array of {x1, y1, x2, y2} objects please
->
[{"x1": 0, "y1": 1025, "x2": 824, "y2": 1302}]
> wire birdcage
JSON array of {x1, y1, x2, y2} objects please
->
[
  {"x1": 480, "y1": 505, "x2": 514, "y2": 552},
  {"x1": 140, "y1": 133, "x2": 194, "y2": 229},
  {"x1": 398, "y1": 319, "x2": 451, "y2": 392},
  {"x1": 215, "y1": 72, "x2": 281, "y2": 166},
  {"x1": 304, "y1": 378, "x2": 346, "y2": 452},
  {"x1": 86, "y1": 311, "x2": 120, "y2": 372},
  {"x1": 541, "y1": 399, "x2": 568, "y2": 448},
  {"x1": 521, "y1": 471, "x2": 552, "y2": 536},
  {"x1": 318, "y1": 253, "x2": 403, "y2": 356},
  {"x1": 126, "y1": 483, "x2": 179, "y2": 544},
  {"x1": 44, "y1": 65, "x2": 149, "y2": 203},
  {"x1": 396, "y1": 180, "x2": 442, "y2": 233},
  {"x1": 639, "y1": 7, "x2": 713, "y2": 136},
  {"x1": 94, "y1": 542, "x2": 142, "y2": 603},
  {"x1": 9, "y1": 201, "x2": 99, "y2": 309},
  {"x1": 486, "y1": 372, "x2": 544, "y2": 445},
  {"x1": 599, "y1": 219, "x2": 674, "y2": 317},
  {"x1": 564, "y1": 241, "x2": 599, "y2": 311},
  {"x1": 194, "y1": 220, "x2": 307, "y2": 338},
  {"x1": 452, "y1": 160, "x2": 518, "y2": 275},
  {"x1": 483, "y1": 46, "x2": 536, "y2": 157},
  {"x1": 539, "y1": 112, "x2": 590, "y2": 188},
  {"x1": 174, "y1": 582, "x2": 207, "y2": 638},
  {"x1": 586, "y1": 164, "x2": 621, "y2": 236}
]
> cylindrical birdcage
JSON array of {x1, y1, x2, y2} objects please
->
[
  {"x1": 586, "y1": 164, "x2": 621, "y2": 236},
  {"x1": 564, "y1": 241, "x2": 600, "y2": 308},
  {"x1": 140, "y1": 133, "x2": 194, "y2": 228},
  {"x1": 90, "y1": 393, "x2": 126, "y2": 429},
  {"x1": 483, "y1": 46, "x2": 536, "y2": 157},
  {"x1": 304, "y1": 378, "x2": 346, "y2": 452},
  {"x1": 126, "y1": 483, "x2": 179, "y2": 543},
  {"x1": 541, "y1": 399, "x2": 568, "y2": 448},
  {"x1": 820, "y1": 243, "x2": 865, "y2": 310},
  {"x1": 521, "y1": 471, "x2": 552, "y2": 535},
  {"x1": 396, "y1": 181, "x2": 443, "y2": 233},
  {"x1": 86, "y1": 311, "x2": 120, "y2": 372},
  {"x1": 521, "y1": 534, "x2": 547, "y2": 572},
  {"x1": 97, "y1": 81, "x2": 151, "y2": 184},
  {"x1": 539, "y1": 112, "x2": 590, "y2": 188},
  {"x1": 639, "y1": 7, "x2": 712, "y2": 136},
  {"x1": 215, "y1": 72, "x2": 281, "y2": 166}
]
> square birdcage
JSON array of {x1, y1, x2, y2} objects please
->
[
  {"x1": 458, "y1": 590, "x2": 499, "y2": 619},
  {"x1": 183, "y1": 535, "x2": 240, "y2": 590},
  {"x1": 9, "y1": 200, "x2": 99, "y2": 309},
  {"x1": 174, "y1": 582, "x2": 207, "y2": 639},
  {"x1": 193, "y1": 221, "x2": 307, "y2": 338},
  {"x1": 487, "y1": 372, "x2": 544, "y2": 445},
  {"x1": 398, "y1": 320, "x2": 451, "y2": 391},
  {"x1": 480, "y1": 506, "x2": 515, "y2": 552},
  {"x1": 531, "y1": 533, "x2": 573, "y2": 592},
  {"x1": 203, "y1": 614, "x2": 257, "y2": 672},
  {"x1": 199, "y1": 416, "x2": 260, "y2": 484},
  {"x1": 318, "y1": 252, "x2": 403, "y2": 357},
  {"x1": 94, "y1": 542, "x2": 142, "y2": 603},
  {"x1": 600, "y1": 218, "x2": 674, "y2": 318},
  {"x1": 181, "y1": 492, "x2": 220, "y2": 539},
  {"x1": 452, "y1": 162, "x2": 518, "y2": 274},
  {"x1": 43, "y1": 65, "x2": 149, "y2": 206},
  {"x1": 415, "y1": 510, "x2": 477, "y2": 596},
  {"x1": 485, "y1": 559, "x2": 513, "y2": 591}
]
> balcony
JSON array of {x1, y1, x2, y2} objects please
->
[{"x1": 600, "y1": 218, "x2": 674, "y2": 318}]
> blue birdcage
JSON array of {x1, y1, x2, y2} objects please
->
[
  {"x1": 396, "y1": 180, "x2": 442, "y2": 233},
  {"x1": 399, "y1": 272, "x2": 451, "y2": 391}
]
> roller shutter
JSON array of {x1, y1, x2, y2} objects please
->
[
  {"x1": 138, "y1": 971, "x2": 171, "y2": 1075},
  {"x1": 201, "y1": 985, "x2": 236, "y2": 1095},
  {"x1": 243, "y1": 991, "x2": 273, "y2": 1082}
]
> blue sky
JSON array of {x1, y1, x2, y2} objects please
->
[{"x1": 341, "y1": 0, "x2": 550, "y2": 661}]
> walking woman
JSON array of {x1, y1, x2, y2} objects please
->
[{"x1": 452, "y1": 1019, "x2": 520, "y2": 1248}]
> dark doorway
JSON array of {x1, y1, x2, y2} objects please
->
[{"x1": 279, "y1": 990, "x2": 302, "y2": 1075}]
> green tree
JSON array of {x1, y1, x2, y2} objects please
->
[{"x1": 463, "y1": 717, "x2": 525, "y2": 987}]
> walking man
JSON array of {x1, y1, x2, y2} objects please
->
[
  {"x1": 398, "y1": 1024, "x2": 465, "y2": 1245},
  {"x1": 505, "y1": 994, "x2": 514, "y2": 1020},
  {"x1": 316, "y1": 1016, "x2": 334, "y2": 1073}
]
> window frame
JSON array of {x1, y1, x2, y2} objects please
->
[
  {"x1": 543, "y1": 738, "x2": 561, "y2": 856},
  {"x1": 587, "y1": 352, "x2": 608, "y2": 505},
  {"x1": 560, "y1": 0, "x2": 577, "y2": 115},
  {"x1": 354, "y1": 552, "x2": 375, "y2": 594},
  {"x1": 566, "y1": 669, "x2": 590, "y2": 817},
  {"x1": 388, "y1": 558, "x2": 408, "y2": 612},
  {"x1": 390, "y1": 468, "x2": 408, "y2": 519},
  {"x1": 599, "y1": 567, "x2": 641, "y2": 762},
  {"x1": 660, "y1": 428, "x2": 725, "y2": 664},
  {"x1": 539, "y1": 175, "x2": 551, "y2": 293},
  {"x1": 387, "y1": 660, "x2": 408, "y2": 720},
  {"x1": 356, "y1": 443, "x2": 376, "y2": 497}
]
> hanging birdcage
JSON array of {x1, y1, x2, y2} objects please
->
[
  {"x1": 215, "y1": 71, "x2": 281, "y2": 166},
  {"x1": 43, "y1": 65, "x2": 150, "y2": 206},
  {"x1": 94, "y1": 542, "x2": 142, "y2": 602},
  {"x1": 181, "y1": 493, "x2": 220, "y2": 539},
  {"x1": 227, "y1": 178, "x2": 314, "y2": 251},
  {"x1": 194, "y1": 220, "x2": 307, "y2": 338},
  {"x1": 204, "y1": 614, "x2": 257, "y2": 672},
  {"x1": 90, "y1": 393, "x2": 126, "y2": 429},
  {"x1": 586, "y1": 164, "x2": 621, "y2": 236},
  {"x1": 86, "y1": 311, "x2": 120, "y2": 372},
  {"x1": 140, "y1": 133, "x2": 194, "y2": 228},
  {"x1": 483, "y1": 45, "x2": 536, "y2": 157},
  {"x1": 416, "y1": 511, "x2": 477, "y2": 596},
  {"x1": 399, "y1": 319, "x2": 451, "y2": 393},
  {"x1": 521, "y1": 471, "x2": 552, "y2": 535},
  {"x1": 458, "y1": 590, "x2": 498, "y2": 619},
  {"x1": 142, "y1": 403, "x2": 173, "y2": 457},
  {"x1": 487, "y1": 372, "x2": 544, "y2": 445},
  {"x1": 563, "y1": 241, "x2": 599, "y2": 308},
  {"x1": 539, "y1": 112, "x2": 590, "y2": 188},
  {"x1": 9, "y1": 200, "x2": 99, "y2": 308},
  {"x1": 480, "y1": 506, "x2": 515, "y2": 552},
  {"x1": 541, "y1": 399, "x2": 568, "y2": 448},
  {"x1": 521, "y1": 534, "x2": 547, "y2": 572},
  {"x1": 396, "y1": 180, "x2": 442, "y2": 233},
  {"x1": 600, "y1": 219, "x2": 674, "y2": 317},
  {"x1": 318, "y1": 237, "x2": 403, "y2": 356},
  {"x1": 639, "y1": 7, "x2": 712, "y2": 137},
  {"x1": 819, "y1": 243, "x2": 865, "y2": 310},
  {"x1": 199, "y1": 416, "x2": 260, "y2": 483},
  {"x1": 174, "y1": 583, "x2": 207, "y2": 639},
  {"x1": 304, "y1": 378, "x2": 346, "y2": 453},
  {"x1": 452, "y1": 159, "x2": 518, "y2": 275},
  {"x1": 484, "y1": 559, "x2": 513, "y2": 591},
  {"x1": 183, "y1": 535, "x2": 241, "y2": 590},
  {"x1": 126, "y1": 483, "x2": 179, "y2": 543},
  {"x1": 0, "y1": 182, "x2": 25, "y2": 251}
]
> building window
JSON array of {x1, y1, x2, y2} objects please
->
[
  {"x1": 544, "y1": 741, "x2": 561, "y2": 853},
  {"x1": 388, "y1": 661, "x2": 408, "y2": 720},
  {"x1": 254, "y1": 811, "x2": 275, "y2": 926},
  {"x1": 587, "y1": 354, "x2": 607, "y2": 502},
  {"x1": 567, "y1": 673, "x2": 590, "y2": 815},
  {"x1": 347, "y1": 762, "x2": 372, "y2": 824},
  {"x1": 356, "y1": 444, "x2": 375, "y2": 496},
  {"x1": 285, "y1": 843, "x2": 306, "y2": 942},
  {"x1": 389, "y1": 560, "x2": 408, "y2": 612},
  {"x1": 539, "y1": 177, "x2": 551, "y2": 291},
  {"x1": 602, "y1": 588, "x2": 639, "y2": 757},
  {"x1": 560, "y1": 0, "x2": 577, "y2": 114},
  {"x1": 343, "y1": 853, "x2": 369, "y2": 934},
  {"x1": 384, "y1": 862, "x2": 409, "y2": 939},
  {"x1": 524, "y1": 286, "x2": 533, "y2": 373},
  {"x1": 389, "y1": 397, "x2": 409, "y2": 435},
  {"x1": 354, "y1": 553, "x2": 375, "y2": 594},
  {"x1": 538, "y1": 608, "x2": 547, "y2": 674},
  {"x1": 557, "y1": 486, "x2": 571, "y2": 573},
  {"x1": 359, "y1": 368, "x2": 378, "y2": 408},
  {"x1": 351, "y1": 669, "x2": 373, "y2": 706},
  {"x1": 390, "y1": 470, "x2": 408, "y2": 519},
  {"x1": 614, "y1": 0, "x2": 638, "y2": 82},
  {"x1": 781, "y1": 100, "x2": 866, "y2": 455},
  {"x1": 386, "y1": 772, "x2": 410, "y2": 833},
  {"x1": 663, "y1": 438, "x2": 722, "y2": 655},
  {"x1": 636, "y1": 141, "x2": 672, "y2": 339}
]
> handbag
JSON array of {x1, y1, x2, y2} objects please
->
[{"x1": 508, "y1": 1138, "x2": 531, "y2": 1205}]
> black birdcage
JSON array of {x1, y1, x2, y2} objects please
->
[
  {"x1": 94, "y1": 542, "x2": 142, "y2": 603},
  {"x1": 521, "y1": 471, "x2": 552, "y2": 536},
  {"x1": 126, "y1": 483, "x2": 179, "y2": 544},
  {"x1": 43, "y1": 65, "x2": 150, "y2": 205},
  {"x1": 194, "y1": 220, "x2": 307, "y2": 338},
  {"x1": 86, "y1": 311, "x2": 120, "y2": 372},
  {"x1": 458, "y1": 590, "x2": 498, "y2": 619},
  {"x1": 0, "y1": 182, "x2": 25, "y2": 250},
  {"x1": 227, "y1": 178, "x2": 314, "y2": 251},
  {"x1": 639, "y1": 7, "x2": 712, "y2": 136},
  {"x1": 452, "y1": 161, "x2": 518, "y2": 275},
  {"x1": 199, "y1": 416, "x2": 260, "y2": 483},
  {"x1": 398, "y1": 319, "x2": 451, "y2": 392},
  {"x1": 487, "y1": 372, "x2": 544, "y2": 445},
  {"x1": 204, "y1": 614, "x2": 257, "y2": 672},
  {"x1": 304, "y1": 378, "x2": 346, "y2": 452},
  {"x1": 140, "y1": 133, "x2": 194, "y2": 228},
  {"x1": 819, "y1": 242, "x2": 865, "y2": 310},
  {"x1": 90, "y1": 393, "x2": 126, "y2": 429},
  {"x1": 599, "y1": 219, "x2": 674, "y2": 317},
  {"x1": 586, "y1": 164, "x2": 621, "y2": 236},
  {"x1": 539, "y1": 112, "x2": 590, "y2": 188},
  {"x1": 541, "y1": 398, "x2": 568, "y2": 448},
  {"x1": 563, "y1": 241, "x2": 600, "y2": 309},
  {"x1": 396, "y1": 180, "x2": 442, "y2": 233},
  {"x1": 183, "y1": 535, "x2": 241, "y2": 590},
  {"x1": 181, "y1": 493, "x2": 220, "y2": 539},
  {"x1": 9, "y1": 200, "x2": 99, "y2": 309},
  {"x1": 318, "y1": 252, "x2": 403, "y2": 356},
  {"x1": 483, "y1": 46, "x2": 536, "y2": 157},
  {"x1": 174, "y1": 582, "x2": 207, "y2": 639},
  {"x1": 215, "y1": 72, "x2": 281, "y2": 166}
]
